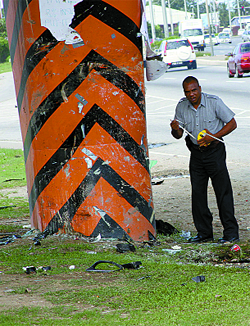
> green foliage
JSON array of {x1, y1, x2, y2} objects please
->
[
  {"x1": 0, "y1": 19, "x2": 9, "y2": 63},
  {"x1": 0, "y1": 36, "x2": 9, "y2": 63},
  {"x1": 0, "y1": 18, "x2": 7, "y2": 38}
]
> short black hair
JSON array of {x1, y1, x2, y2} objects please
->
[{"x1": 182, "y1": 76, "x2": 199, "y2": 89}]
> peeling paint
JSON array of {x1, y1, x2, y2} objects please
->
[
  {"x1": 102, "y1": 161, "x2": 111, "y2": 165},
  {"x1": 81, "y1": 124, "x2": 85, "y2": 138},
  {"x1": 81, "y1": 148, "x2": 97, "y2": 161},
  {"x1": 84, "y1": 157, "x2": 92, "y2": 169},
  {"x1": 94, "y1": 206, "x2": 111, "y2": 228},
  {"x1": 64, "y1": 165, "x2": 70, "y2": 177}
]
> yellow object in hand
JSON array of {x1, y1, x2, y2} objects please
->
[{"x1": 197, "y1": 130, "x2": 210, "y2": 147}]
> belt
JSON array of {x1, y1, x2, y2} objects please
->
[{"x1": 191, "y1": 140, "x2": 220, "y2": 152}]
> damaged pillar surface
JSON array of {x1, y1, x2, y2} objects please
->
[{"x1": 4, "y1": 0, "x2": 155, "y2": 241}]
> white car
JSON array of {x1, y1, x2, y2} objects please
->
[
  {"x1": 204, "y1": 34, "x2": 220, "y2": 45},
  {"x1": 238, "y1": 28, "x2": 245, "y2": 36},
  {"x1": 158, "y1": 38, "x2": 197, "y2": 70},
  {"x1": 218, "y1": 32, "x2": 232, "y2": 43},
  {"x1": 242, "y1": 30, "x2": 250, "y2": 42},
  {"x1": 222, "y1": 28, "x2": 232, "y2": 36}
]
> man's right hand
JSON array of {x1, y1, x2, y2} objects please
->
[
  {"x1": 170, "y1": 119, "x2": 180, "y2": 130},
  {"x1": 170, "y1": 119, "x2": 183, "y2": 139}
]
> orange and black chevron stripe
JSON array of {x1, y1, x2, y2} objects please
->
[{"x1": 4, "y1": 0, "x2": 156, "y2": 241}]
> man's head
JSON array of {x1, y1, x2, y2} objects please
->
[{"x1": 182, "y1": 76, "x2": 202, "y2": 108}]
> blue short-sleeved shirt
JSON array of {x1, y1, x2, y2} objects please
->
[{"x1": 174, "y1": 92, "x2": 235, "y2": 144}]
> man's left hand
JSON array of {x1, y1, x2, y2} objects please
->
[{"x1": 197, "y1": 129, "x2": 214, "y2": 147}]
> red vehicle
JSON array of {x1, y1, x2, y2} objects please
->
[{"x1": 227, "y1": 42, "x2": 250, "y2": 78}]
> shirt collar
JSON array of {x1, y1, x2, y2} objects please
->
[{"x1": 188, "y1": 92, "x2": 205, "y2": 110}]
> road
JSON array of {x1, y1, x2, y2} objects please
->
[
  {"x1": 0, "y1": 72, "x2": 22, "y2": 149},
  {"x1": 145, "y1": 60, "x2": 250, "y2": 181}
]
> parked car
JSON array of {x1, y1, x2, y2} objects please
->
[
  {"x1": 227, "y1": 42, "x2": 250, "y2": 78},
  {"x1": 242, "y1": 30, "x2": 250, "y2": 42},
  {"x1": 218, "y1": 32, "x2": 232, "y2": 43},
  {"x1": 158, "y1": 38, "x2": 197, "y2": 70},
  {"x1": 204, "y1": 34, "x2": 220, "y2": 45},
  {"x1": 222, "y1": 28, "x2": 232, "y2": 36}
]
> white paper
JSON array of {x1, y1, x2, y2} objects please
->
[{"x1": 38, "y1": 0, "x2": 84, "y2": 44}]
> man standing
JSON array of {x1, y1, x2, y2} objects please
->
[{"x1": 170, "y1": 76, "x2": 239, "y2": 243}]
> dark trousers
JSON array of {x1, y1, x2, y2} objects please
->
[{"x1": 189, "y1": 142, "x2": 239, "y2": 239}]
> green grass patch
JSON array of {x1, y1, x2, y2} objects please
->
[
  {"x1": 0, "y1": 61, "x2": 12, "y2": 74},
  {"x1": 0, "y1": 149, "x2": 26, "y2": 188}
]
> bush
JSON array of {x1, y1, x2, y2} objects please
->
[{"x1": 0, "y1": 37, "x2": 10, "y2": 63}]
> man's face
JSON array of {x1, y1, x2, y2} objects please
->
[{"x1": 183, "y1": 81, "x2": 202, "y2": 107}]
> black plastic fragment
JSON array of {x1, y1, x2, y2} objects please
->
[
  {"x1": 121, "y1": 261, "x2": 142, "y2": 269},
  {"x1": 192, "y1": 275, "x2": 205, "y2": 283},
  {"x1": 156, "y1": 219, "x2": 179, "y2": 236},
  {"x1": 116, "y1": 243, "x2": 136, "y2": 253},
  {"x1": 86, "y1": 260, "x2": 142, "y2": 273},
  {"x1": 24, "y1": 266, "x2": 36, "y2": 274}
]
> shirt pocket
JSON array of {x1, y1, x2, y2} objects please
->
[{"x1": 203, "y1": 112, "x2": 217, "y2": 127}]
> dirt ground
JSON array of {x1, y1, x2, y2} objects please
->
[{"x1": 150, "y1": 146, "x2": 250, "y2": 242}]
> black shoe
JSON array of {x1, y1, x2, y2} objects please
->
[
  {"x1": 218, "y1": 237, "x2": 240, "y2": 244},
  {"x1": 188, "y1": 235, "x2": 214, "y2": 243}
]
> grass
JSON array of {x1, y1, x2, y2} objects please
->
[
  {"x1": 0, "y1": 237, "x2": 250, "y2": 325},
  {"x1": 0, "y1": 61, "x2": 12, "y2": 74},
  {"x1": 0, "y1": 149, "x2": 250, "y2": 325},
  {"x1": 0, "y1": 148, "x2": 28, "y2": 220}
]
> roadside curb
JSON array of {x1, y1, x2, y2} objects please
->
[{"x1": 197, "y1": 55, "x2": 227, "y2": 67}]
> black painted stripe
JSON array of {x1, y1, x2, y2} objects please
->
[
  {"x1": 71, "y1": 0, "x2": 142, "y2": 53},
  {"x1": 17, "y1": 30, "x2": 58, "y2": 112},
  {"x1": 41, "y1": 158, "x2": 154, "y2": 237},
  {"x1": 16, "y1": 0, "x2": 141, "y2": 113},
  {"x1": 3, "y1": 0, "x2": 10, "y2": 18},
  {"x1": 28, "y1": 103, "x2": 148, "y2": 215},
  {"x1": 24, "y1": 50, "x2": 145, "y2": 161},
  {"x1": 7, "y1": 0, "x2": 33, "y2": 64}
]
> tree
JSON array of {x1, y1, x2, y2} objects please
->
[
  {"x1": 0, "y1": 18, "x2": 7, "y2": 38},
  {"x1": 0, "y1": 18, "x2": 10, "y2": 63},
  {"x1": 218, "y1": 3, "x2": 229, "y2": 28}
]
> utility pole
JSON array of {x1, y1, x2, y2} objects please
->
[
  {"x1": 149, "y1": 0, "x2": 156, "y2": 42},
  {"x1": 197, "y1": 0, "x2": 200, "y2": 19},
  {"x1": 184, "y1": 0, "x2": 188, "y2": 19},
  {"x1": 228, "y1": 0, "x2": 232, "y2": 32},
  {"x1": 205, "y1": 0, "x2": 214, "y2": 56},
  {"x1": 161, "y1": 0, "x2": 169, "y2": 38},
  {"x1": 168, "y1": 0, "x2": 174, "y2": 35},
  {"x1": 237, "y1": 0, "x2": 242, "y2": 29}
]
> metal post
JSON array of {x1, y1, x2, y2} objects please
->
[
  {"x1": 228, "y1": 0, "x2": 232, "y2": 32},
  {"x1": 3, "y1": 0, "x2": 156, "y2": 241},
  {"x1": 161, "y1": 0, "x2": 169, "y2": 38},
  {"x1": 149, "y1": 0, "x2": 156, "y2": 42},
  {"x1": 205, "y1": 0, "x2": 214, "y2": 56},
  {"x1": 168, "y1": 0, "x2": 174, "y2": 35},
  {"x1": 197, "y1": 0, "x2": 200, "y2": 19},
  {"x1": 184, "y1": 0, "x2": 188, "y2": 19},
  {"x1": 237, "y1": 0, "x2": 242, "y2": 29}
]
